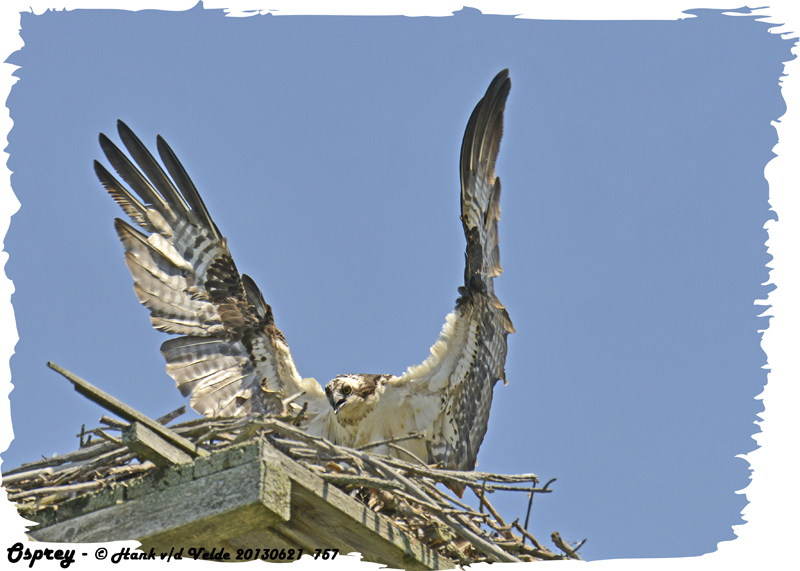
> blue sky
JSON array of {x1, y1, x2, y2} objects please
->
[{"x1": 0, "y1": 4, "x2": 796, "y2": 563}]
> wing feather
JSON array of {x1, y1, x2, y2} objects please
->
[
  {"x1": 116, "y1": 120, "x2": 191, "y2": 217},
  {"x1": 100, "y1": 133, "x2": 170, "y2": 214},
  {"x1": 98, "y1": 121, "x2": 326, "y2": 419},
  {"x1": 155, "y1": 134, "x2": 221, "y2": 240},
  {"x1": 389, "y1": 70, "x2": 514, "y2": 474},
  {"x1": 95, "y1": 161, "x2": 149, "y2": 228}
]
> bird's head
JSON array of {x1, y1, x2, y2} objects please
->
[{"x1": 325, "y1": 374, "x2": 384, "y2": 423}]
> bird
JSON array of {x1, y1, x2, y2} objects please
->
[{"x1": 94, "y1": 70, "x2": 514, "y2": 486}]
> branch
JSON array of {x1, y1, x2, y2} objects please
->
[
  {"x1": 320, "y1": 473, "x2": 402, "y2": 491},
  {"x1": 551, "y1": 531, "x2": 584, "y2": 560},
  {"x1": 356, "y1": 432, "x2": 425, "y2": 452},
  {"x1": 511, "y1": 519, "x2": 547, "y2": 552},
  {"x1": 156, "y1": 406, "x2": 186, "y2": 425}
]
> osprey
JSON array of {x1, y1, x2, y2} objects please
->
[{"x1": 95, "y1": 70, "x2": 514, "y2": 482}]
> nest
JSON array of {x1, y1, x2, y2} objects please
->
[{"x1": 4, "y1": 364, "x2": 585, "y2": 565}]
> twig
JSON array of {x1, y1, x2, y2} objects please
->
[
  {"x1": 511, "y1": 519, "x2": 546, "y2": 552},
  {"x1": 353, "y1": 452, "x2": 520, "y2": 563},
  {"x1": 390, "y1": 489, "x2": 453, "y2": 515},
  {"x1": 383, "y1": 456, "x2": 539, "y2": 482},
  {"x1": 523, "y1": 479, "x2": 536, "y2": 544},
  {"x1": 3, "y1": 441, "x2": 118, "y2": 476},
  {"x1": 100, "y1": 415, "x2": 130, "y2": 429},
  {"x1": 156, "y1": 406, "x2": 186, "y2": 425},
  {"x1": 379, "y1": 456, "x2": 539, "y2": 491},
  {"x1": 419, "y1": 480, "x2": 471, "y2": 512},
  {"x1": 92, "y1": 429, "x2": 122, "y2": 446},
  {"x1": 387, "y1": 443, "x2": 428, "y2": 466},
  {"x1": 100, "y1": 415, "x2": 130, "y2": 430},
  {"x1": 9, "y1": 477, "x2": 120, "y2": 501},
  {"x1": 50, "y1": 449, "x2": 130, "y2": 486},
  {"x1": 444, "y1": 509, "x2": 489, "y2": 518},
  {"x1": 469, "y1": 485, "x2": 513, "y2": 540},
  {"x1": 480, "y1": 484, "x2": 553, "y2": 492},
  {"x1": 320, "y1": 473, "x2": 402, "y2": 491},
  {"x1": 2, "y1": 467, "x2": 55, "y2": 487},
  {"x1": 551, "y1": 531, "x2": 584, "y2": 560},
  {"x1": 356, "y1": 432, "x2": 425, "y2": 451},
  {"x1": 291, "y1": 402, "x2": 308, "y2": 426},
  {"x1": 495, "y1": 538, "x2": 563, "y2": 561}
]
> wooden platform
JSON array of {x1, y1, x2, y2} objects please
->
[{"x1": 21, "y1": 438, "x2": 454, "y2": 569}]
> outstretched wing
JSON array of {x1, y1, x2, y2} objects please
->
[
  {"x1": 96, "y1": 121, "x2": 323, "y2": 418},
  {"x1": 388, "y1": 70, "x2": 514, "y2": 472}
]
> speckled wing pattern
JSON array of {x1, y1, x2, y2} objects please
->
[
  {"x1": 95, "y1": 121, "x2": 309, "y2": 417},
  {"x1": 390, "y1": 70, "x2": 514, "y2": 472}
]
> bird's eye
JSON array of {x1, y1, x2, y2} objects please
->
[
  {"x1": 343, "y1": 386, "x2": 352, "y2": 395},
  {"x1": 325, "y1": 386, "x2": 331, "y2": 396}
]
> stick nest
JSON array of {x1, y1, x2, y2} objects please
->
[{"x1": 3, "y1": 407, "x2": 585, "y2": 564}]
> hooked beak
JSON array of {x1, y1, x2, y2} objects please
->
[{"x1": 333, "y1": 398, "x2": 346, "y2": 413}]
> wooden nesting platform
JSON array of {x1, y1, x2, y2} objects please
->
[
  {"x1": 21, "y1": 437, "x2": 453, "y2": 570},
  {"x1": 8, "y1": 363, "x2": 583, "y2": 565}
]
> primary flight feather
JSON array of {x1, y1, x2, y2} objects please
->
[{"x1": 96, "y1": 70, "x2": 514, "y2": 482}]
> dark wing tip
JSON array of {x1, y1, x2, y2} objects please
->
[
  {"x1": 494, "y1": 68, "x2": 510, "y2": 85},
  {"x1": 155, "y1": 134, "x2": 222, "y2": 239},
  {"x1": 98, "y1": 131, "x2": 113, "y2": 153},
  {"x1": 115, "y1": 120, "x2": 143, "y2": 155},
  {"x1": 458, "y1": 71, "x2": 512, "y2": 294},
  {"x1": 460, "y1": 70, "x2": 511, "y2": 193},
  {"x1": 92, "y1": 158, "x2": 106, "y2": 178}
]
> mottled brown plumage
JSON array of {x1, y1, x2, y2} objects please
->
[{"x1": 97, "y1": 70, "x2": 514, "y2": 480}]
